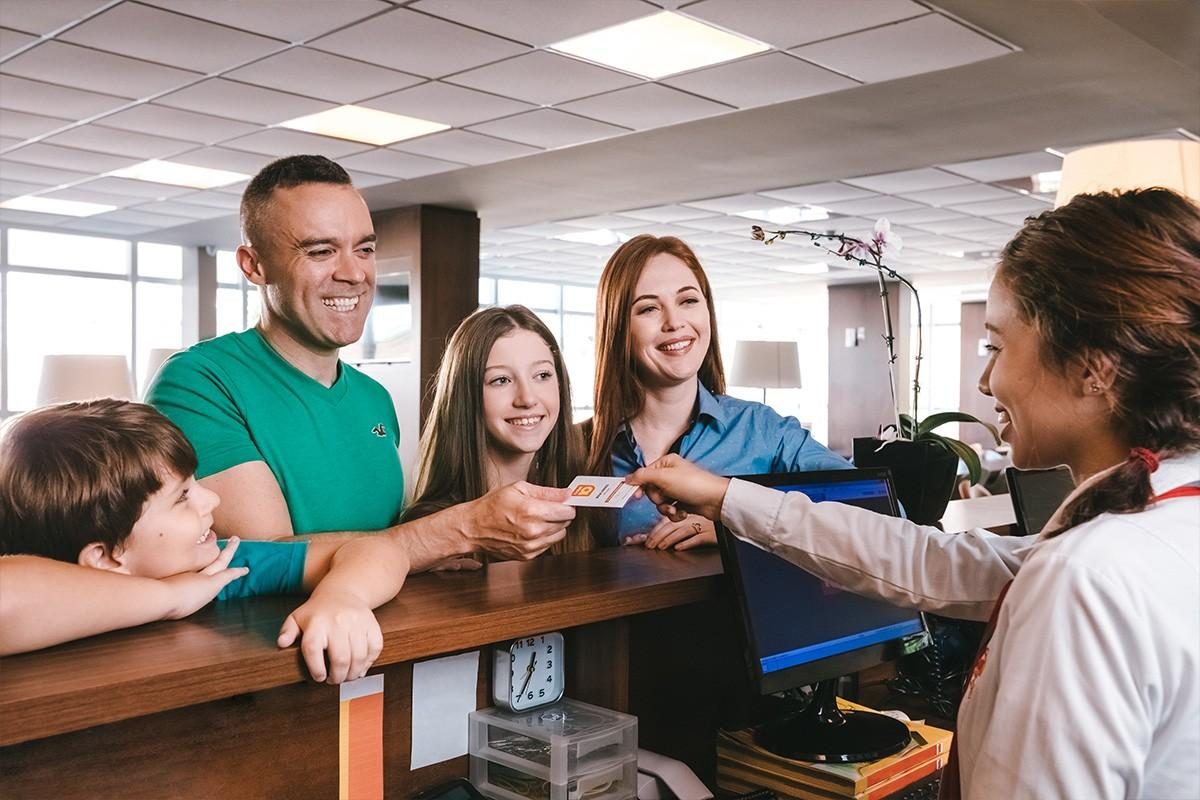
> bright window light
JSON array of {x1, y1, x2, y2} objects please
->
[
  {"x1": 1032, "y1": 170, "x2": 1062, "y2": 194},
  {"x1": 279, "y1": 105, "x2": 449, "y2": 145},
  {"x1": 109, "y1": 160, "x2": 249, "y2": 189},
  {"x1": 736, "y1": 205, "x2": 829, "y2": 225},
  {"x1": 0, "y1": 195, "x2": 117, "y2": 217},
  {"x1": 548, "y1": 11, "x2": 769, "y2": 79}
]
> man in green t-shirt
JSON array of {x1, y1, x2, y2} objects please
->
[{"x1": 147, "y1": 155, "x2": 573, "y2": 570}]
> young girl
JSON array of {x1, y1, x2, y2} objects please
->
[
  {"x1": 627, "y1": 188, "x2": 1200, "y2": 799},
  {"x1": 588, "y1": 235, "x2": 849, "y2": 548},
  {"x1": 404, "y1": 305, "x2": 591, "y2": 555}
]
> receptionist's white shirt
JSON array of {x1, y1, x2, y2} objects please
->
[{"x1": 720, "y1": 453, "x2": 1200, "y2": 800}]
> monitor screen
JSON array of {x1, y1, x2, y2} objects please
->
[
  {"x1": 1006, "y1": 466, "x2": 1075, "y2": 536},
  {"x1": 718, "y1": 469, "x2": 927, "y2": 694}
]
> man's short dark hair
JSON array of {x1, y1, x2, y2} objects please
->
[{"x1": 240, "y1": 154, "x2": 353, "y2": 247}]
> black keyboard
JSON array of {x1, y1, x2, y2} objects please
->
[{"x1": 891, "y1": 773, "x2": 941, "y2": 800}]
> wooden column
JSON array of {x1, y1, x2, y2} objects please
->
[
  {"x1": 958, "y1": 301, "x2": 994, "y2": 447},
  {"x1": 371, "y1": 205, "x2": 480, "y2": 428}
]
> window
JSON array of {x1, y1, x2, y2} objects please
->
[
  {"x1": 909, "y1": 288, "x2": 963, "y2": 440},
  {"x1": 1, "y1": 227, "x2": 185, "y2": 414},
  {"x1": 214, "y1": 249, "x2": 260, "y2": 334}
]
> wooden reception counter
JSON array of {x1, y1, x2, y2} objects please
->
[{"x1": 0, "y1": 548, "x2": 726, "y2": 799}]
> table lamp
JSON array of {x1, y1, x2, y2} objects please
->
[
  {"x1": 1056, "y1": 139, "x2": 1199, "y2": 207},
  {"x1": 36, "y1": 354, "x2": 135, "y2": 406},
  {"x1": 730, "y1": 340, "x2": 802, "y2": 404}
]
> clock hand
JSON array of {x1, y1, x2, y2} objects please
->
[{"x1": 518, "y1": 652, "x2": 537, "y2": 697}]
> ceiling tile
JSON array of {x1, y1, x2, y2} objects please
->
[
  {"x1": 4, "y1": 142, "x2": 139, "y2": 173},
  {"x1": 661, "y1": 52, "x2": 857, "y2": 108},
  {"x1": 97, "y1": 103, "x2": 261, "y2": 145},
  {"x1": 480, "y1": 230, "x2": 538, "y2": 244},
  {"x1": 1, "y1": 0, "x2": 113, "y2": 36},
  {"x1": 939, "y1": 150, "x2": 1063, "y2": 182},
  {"x1": 899, "y1": 184, "x2": 1016, "y2": 206},
  {"x1": 94, "y1": 208, "x2": 194, "y2": 228},
  {"x1": 71, "y1": 176, "x2": 196, "y2": 199},
  {"x1": 60, "y1": 218, "x2": 155, "y2": 236},
  {"x1": 412, "y1": 0, "x2": 651, "y2": 47},
  {"x1": 344, "y1": 170, "x2": 395, "y2": 189},
  {"x1": 558, "y1": 83, "x2": 730, "y2": 130},
  {"x1": 950, "y1": 196, "x2": 1053, "y2": 217},
  {"x1": 819, "y1": 195, "x2": 924, "y2": 215},
  {"x1": 139, "y1": 0, "x2": 391, "y2": 43},
  {"x1": 223, "y1": 128, "x2": 373, "y2": 159},
  {"x1": 0, "y1": 75, "x2": 131, "y2": 118},
  {"x1": 310, "y1": 8, "x2": 529, "y2": 79},
  {"x1": 0, "y1": 27, "x2": 38, "y2": 59},
  {"x1": 125, "y1": 199, "x2": 230, "y2": 219},
  {"x1": 468, "y1": 109, "x2": 628, "y2": 150},
  {"x1": 503, "y1": 222, "x2": 582, "y2": 238},
  {"x1": 676, "y1": 215, "x2": 758, "y2": 232},
  {"x1": 338, "y1": 148, "x2": 464, "y2": 179},
  {"x1": 43, "y1": 125, "x2": 196, "y2": 160},
  {"x1": 38, "y1": 186, "x2": 139, "y2": 206},
  {"x1": 987, "y1": 211, "x2": 1040, "y2": 226},
  {"x1": 684, "y1": 193, "x2": 791, "y2": 214},
  {"x1": 558, "y1": 214, "x2": 649, "y2": 230},
  {"x1": 60, "y1": 4, "x2": 284, "y2": 73},
  {"x1": 910, "y1": 217, "x2": 1012, "y2": 235},
  {"x1": 449, "y1": 51, "x2": 638, "y2": 106},
  {"x1": 0, "y1": 178, "x2": 47, "y2": 198},
  {"x1": 843, "y1": 167, "x2": 971, "y2": 194},
  {"x1": 616, "y1": 204, "x2": 721, "y2": 223},
  {"x1": 171, "y1": 146, "x2": 272, "y2": 175},
  {"x1": 0, "y1": 160, "x2": 92, "y2": 187},
  {"x1": 392, "y1": 130, "x2": 540, "y2": 166},
  {"x1": 1, "y1": 41, "x2": 199, "y2": 99},
  {"x1": 0, "y1": 207, "x2": 71, "y2": 226},
  {"x1": 0, "y1": 136, "x2": 20, "y2": 151},
  {"x1": 156, "y1": 79, "x2": 334, "y2": 125},
  {"x1": 684, "y1": 0, "x2": 925, "y2": 49},
  {"x1": 227, "y1": 48, "x2": 422, "y2": 104},
  {"x1": 876, "y1": 206, "x2": 967, "y2": 225},
  {"x1": 0, "y1": 109, "x2": 72, "y2": 140},
  {"x1": 170, "y1": 190, "x2": 242, "y2": 210},
  {"x1": 791, "y1": 13, "x2": 1013, "y2": 83},
  {"x1": 363, "y1": 81, "x2": 535, "y2": 128},
  {"x1": 758, "y1": 182, "x2": 876, "y2": 205}
]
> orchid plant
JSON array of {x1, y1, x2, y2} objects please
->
[{"x1": 752, "y1": 219, "x2": 1000, "y2": 482}]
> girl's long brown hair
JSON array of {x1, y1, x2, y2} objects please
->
[
  {"x1": 587, "y1": 235, "x2": 726, "y2": 475},
  {"x1": 996, "y1": 188, "x2": 1200, "y2": 536},
  {"x1": 404, "y1": 305, "x2": 590, "y2": 553}
]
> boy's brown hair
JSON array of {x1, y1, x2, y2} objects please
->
[{"x1": 0, "y1": 399, "x2": 197, "y2": 562}]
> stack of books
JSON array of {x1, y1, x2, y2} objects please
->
[{"x1": 717, "y1": 698, "x2": 952, "y2": 800}]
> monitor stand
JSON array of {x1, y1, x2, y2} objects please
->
[{"x1": 753, "y1": 679, "x2": 911, "y2": 763}]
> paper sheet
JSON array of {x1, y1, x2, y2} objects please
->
[{"x1": 410, "y1": 650, "x2": 481, "y2": 769}]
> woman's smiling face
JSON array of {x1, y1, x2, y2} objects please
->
[{"x1": 628, "y1": 253, "x2": 712, "y2": 389}]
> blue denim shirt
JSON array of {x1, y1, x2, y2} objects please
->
[{"x1": 606, "y1": 384, "x2": 852, "y2": 543}]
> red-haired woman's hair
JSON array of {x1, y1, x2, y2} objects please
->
[
  {"x1": 587, "y1": 235, "x2": 725, "y2": 474},
  {"x1": 996, "y1": 188, "x2": 1200, "y2": 536}
]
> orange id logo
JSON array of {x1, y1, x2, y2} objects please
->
[{"x1": 571, "y1": 484, "x2": 596, "y2": 497}]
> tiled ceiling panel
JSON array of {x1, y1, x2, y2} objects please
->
[
  {"x1": 362, "y1": 81, "x2": 535, "y2": 128},
  {"x1": 226, "y1": 49, "x2": 423, "y2": 105},
  {"x1": 939, "y1": 150, "x2": 1063, "y2": 182},
  {"x1": 412, "y1": 0, "x2": 653, "y2": 47},
  {"x1": 616, "y1": 204, "x2": 721, "y2": 223},
  {"x1": 683, "y1": 0, "x2": 926, "y2": 49},
  {"x1": 71, "y1": 176, "x2": 202, "y2": 199},
  {"x1": 791, "y1": 14, "x2": 1013, "y2": 84},
  {"x1": 139, "y1": 0, "x2": 392, "y2": 43},
  {"x1": 0, "y1": 0, "x2": 113, "y2": 36},
  {"x1": 662, "y1": 52, "x2": 857, "y2": 109},
  {"x1": 0, "y1": 178, "x2": 49, "y2": 198},
  {"x1": 310, "y1": 9, "x2": 529, "y2": 79},
  {"x1": 0, "y1": 27, "x2": 38, "y2": 59},
  {"x1": 449, "y1": 51, "x2": 638, "y2": 106},
  {"x1": 467, "y1": 109, "x2": 629, "y2": 150},
  {"x1": 950, "y1": 196, "x2": 1053, "y2": 217},
  {"x1": 683, "y1": 193, "x2": 783, "y2": 214},
  {"x1": 156, "y1": 79, "x2": 334, "y2": 125},
  {"x1": 59, "y1": 3, "x2": 284, "y2": 73},
  {"x1": 392, "y1": 130, "x2": 541, "y2": 166},
  {"x1": 223, "y1": 128, "x2": 373, "y2": 159},
  {"x1": 0, "y1": 109, "x2": 73, "y2": 141},
  {"x1": 42, "y1": 125, "x2": 196, "y2": 159},
  {"x1": 899, "y1": 184, "x2": 1017, "y2": 206},
  {"x1": 124, "y1": 199, "x2": 230, "y2": 219},
  {"x1": 338, "y1": 148, "x2": 464, "y2": 179},
  {"x1": 0, "y1": 160, "x2": 93, "y2": 188},
  {"x1": 97, "y1": 104, "x2": 262, "y2": 145},
  {"x1": 1, "y1": 41, "x2": 199, "y2": 99},
  {"x1": 0, "y1": 75, "x2": 131, "y2": 118},
  {"x1": 843, "y1": 167, "x2": 971, "y2": 194},
  {"x1": 171, "y1": 146, "x2": 273, "y2": 175},
  {"x1": 4, "y1": 142, "x2": 140, "y2": 173},
  {"x1": 758, "y1": 182, "x2": 876, "y2": 205},
  {"x1": 40, "y1": 186, "x2": 140, "y2": 206},
  {"x1": 557, "y1": 84, "x2": 730, "y2": 130},
  {"x1": 60, "y1": 218, "x2": 155, "y2": 235}
]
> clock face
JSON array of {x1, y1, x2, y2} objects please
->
[{"x1": 505, "y1": 632, "x2": 564, "y2": 711}]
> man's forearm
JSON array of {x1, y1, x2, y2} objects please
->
[
  {"x1": 292, "y1": 503, "x2": 473, "y2": 576},
  {"x1": 314, "y1": 537, "x2": 412, "y2": 609}
]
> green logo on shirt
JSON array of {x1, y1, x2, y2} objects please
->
[{"x1": 372, "y1": 423, "x2": 387, "y2": 437}]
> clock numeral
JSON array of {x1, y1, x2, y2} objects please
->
[
  {"x1": 546, "y1": 675, "x2": 553, "y2": 683},
  {"x1": 546, "y1": 644, "x2": 553, "y2": 654},
  {"x1": 527, "y1": 691, "x2": 534, "y2": 700},
  {"x1": 545, "y1": 659, "x2": 552, "y2": 668},
  {"x1": 538, "y1": 688, "x2": 545, "y2": 698},
  {"x1": 526, "y1": 638, "x2": 535, "y2": 646}
]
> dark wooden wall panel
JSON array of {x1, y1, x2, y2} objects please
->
[{"x1": 958, "y1": 301, "x2": 995, "y2": 447}]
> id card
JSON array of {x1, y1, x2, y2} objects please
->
[{"x1": 563, "y1": 476, "x2": 637, "y2": 508}]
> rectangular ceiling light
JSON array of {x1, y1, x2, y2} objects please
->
[
  {"x1": 109, "y1": 159, "x2": 250, "y2": 189},
  {"x1": 0, "y1": 195, "x2": 118, "y2": 217},
  {"x1": 280, "y1": 105, "x2": 449, "y2": 146},
  {"x1": 773, "y1": 261, "x2": 829, "y2": 275},
  {"x1": 736, "y1": 205, "x2": 829, "y2": 224},
  {"x1": 549, "y1": 11, "x2": 769, "y2": 79},
  {"x1": 554, "y1": 229, "x2": 623, "y2": 246}
]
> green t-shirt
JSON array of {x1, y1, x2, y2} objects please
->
[
  {"x1": 147, "y1": 329, "x2": 405, "y2": 534},
  {"x1": 216, "y1": 538, "x2": 308, "y2": 601}
]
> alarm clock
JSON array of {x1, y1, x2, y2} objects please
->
[{"x1": 493, "y1": 632, "x2": 565, "y2": 711}]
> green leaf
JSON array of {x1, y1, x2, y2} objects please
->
[
  {"x1": 916, "y1": 411, "x2": 1001, "y2": 445},
  {"x1": 898, "y1": 413, "x2": 917, "y2": 439},
  {"x1": 925, "y1": 432, "x2": 984, "y2": 484}
]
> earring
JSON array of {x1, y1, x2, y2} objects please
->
[{"x1": 1090, "y1": 383, "x2": 1103, "y2": 393}]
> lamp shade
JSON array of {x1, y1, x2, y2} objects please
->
[
  {"x1": 1056, "y1": 139, "x2": 1200, "y2": 207},
  {"x1": 37, "y1": 354, "x2": 135, "y2": 406},
  {"x1": 730, "y1": 340, "x2": 802, "y2": 389}
]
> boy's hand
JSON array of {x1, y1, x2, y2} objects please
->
[
  {"x1": 161, "y1": 536, "x2": 250, "y2": 619},
  {"x1": 277, "y1": 592, "x2": 384, "y2": 684}
]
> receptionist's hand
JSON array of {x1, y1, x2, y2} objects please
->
[
  {"x1": 466, "y1": 482, "x2": 575, "y2": 561},
  {"x1": 642, "y1": 514, "x2": 717, "y2": 551},
  {"x1": 625, "y1": 454, "x2": 731, "y2": 523}
]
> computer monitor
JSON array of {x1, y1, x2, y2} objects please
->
[
  {"x1": 1005, "y1": 466, "x2": 1075, "y2": 536},
  {"x1": 717, "y1": 469, "x2": 927, "y2": 763}
]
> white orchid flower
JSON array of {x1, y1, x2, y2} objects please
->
[{"x1": 872, "y1": 218, "x2": 903, "y2": 255}]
